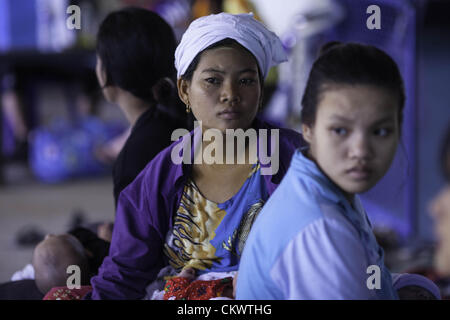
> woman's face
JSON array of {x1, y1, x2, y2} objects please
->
[
  {"x1": 178, "y1": 44, "x2": 262, "y2": 132},
  {"x1": 302, "y1": 85, "x2": 400, "y2": 199}
]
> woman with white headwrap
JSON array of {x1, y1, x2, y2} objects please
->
[{"x1": 86, "y1": 12, "x2": 304, "y2": 300}]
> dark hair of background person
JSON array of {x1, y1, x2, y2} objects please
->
[
  {"x1": 96, "y1": 7, "x2": 185, "y2": 120},
  {"x1": 301, "y1": 41, "x2": 406, "y2": 131}
]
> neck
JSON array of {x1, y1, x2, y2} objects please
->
[
  {"x1": 116, "y1": 92, "x2": 153, "y2": 126},
  {"x1": 200, "y1": 132, "x2": 254, "y2": 167}
]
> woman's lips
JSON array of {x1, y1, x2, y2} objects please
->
[
  {"x1": 218, "y1": 110, "x2": 241, "y2": 120},
  {"x1": 347, "y1": 167, "x2": 372, "y2": 180}
]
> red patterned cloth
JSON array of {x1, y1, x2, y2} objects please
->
[
  {"x1": 43, "y1": 286, "x2": 93, "y2": 300},
  {"x1": 163, "y1": 277, "x2": 233, "y2": 300}
]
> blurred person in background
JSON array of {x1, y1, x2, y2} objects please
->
[
  {"x1": 429, "y1": 126, "x2": 450, "y2": 298},
  {"x1": 95, "y1": 7, "x2": 188, "y2": 207}
]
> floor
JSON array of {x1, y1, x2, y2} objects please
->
[{"x1": 0, "y1": 163, "x2": 114, "y2": 283}]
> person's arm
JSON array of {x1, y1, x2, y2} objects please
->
[
  {"x1": 270, "y1": 216, "x2": 376, "y2": 299},
  {"x1": 88, "y1": 174, "x2": 166, "y2": 300}
]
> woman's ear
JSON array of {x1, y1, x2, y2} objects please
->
[
  {"x1": 151, "y1": 77, "x2": 175, "y2": 103},
  {"x1": 95, "y1": 56, "x2": 107, "y2": 88},
  {"x1": 96, "y1": 56, "x2": 118, "y2": 103},
  {"x1": 177, "y1": 78, "x2": 190, "y2": 105},
  {"x1": 301, "y1": 123, "x2": 314, "y2": 144}
]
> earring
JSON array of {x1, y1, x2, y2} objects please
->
[{"x1": 186, "y1": 103, "x2": 191, "y2": 114}]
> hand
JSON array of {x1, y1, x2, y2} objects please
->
[{"x1": 178, "y1": 268, "x2": 196, "y2": 280}]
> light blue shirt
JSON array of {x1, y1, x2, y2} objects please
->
[{"x1": 236, "y1": 149, "x2": 398, "y2": 300}]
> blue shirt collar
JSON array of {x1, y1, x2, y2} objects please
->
[{"x1": 290, "y1": 148, "x2": 352, "y2": 206}]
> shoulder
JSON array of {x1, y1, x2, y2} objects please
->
[
  {"x1": 244, "y1": 171, "x2": 355, "y2": 264},
  {"x1": 118, "y1": 131, "x2": 188, "y2": 201},
  {"x1": 238, "y1": 197, "x2": 361, "y2": 299},
  {"x1": 138, "y1": 136, "x2": 188, "y2": 191},
  {"x1": 259, "y1": 160, "x2": 340, "y2": 222},
  {"x1": 127, "y1": 112, "x2": 182, "y2": 148},
  {"x1": 268, "y1": 215, "x2": 371, "y2": 299},
  {"x1": 255, "y1": 117, "x2": 305, "y2": 149},
  {"x1": 117, "y1": 137, "x2": 188, "y2": 235},
  {"x1": 115, "y1": 112, "x2": 183, "y2": 178},
  {"x1": 290, "y1": 207, "x2": 361, "y2": 248},
  {"x1": 254, "y1": 117, "x2": 305, "y2": 179},
  {"x1": 272, "y1": 214, "x2": 362, "y2": 272}
]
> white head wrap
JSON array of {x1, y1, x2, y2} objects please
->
[{"x1": 175, "y1": 12, "x2": 287, "y2": 79}]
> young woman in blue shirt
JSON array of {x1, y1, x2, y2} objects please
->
[{"x1": 237, "y1": 42, "x2": 409, "y2": 299}]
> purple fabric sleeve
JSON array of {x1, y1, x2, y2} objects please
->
[{"x1": 89, "y1": 171, "x2": 166, "y2": 299}]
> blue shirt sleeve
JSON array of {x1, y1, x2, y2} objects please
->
[{"x1": 269, "y1": 213, "x2": 378, "y2": 299}]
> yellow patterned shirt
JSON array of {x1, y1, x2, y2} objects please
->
[{"x1": 163, "y1": 164, "x2": 267, "y2": 274}]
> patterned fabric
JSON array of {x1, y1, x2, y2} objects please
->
[
  {"x1": 164, "y1": 164, "x2": 267, "y2": 274},
  {"x1": 43, "y1": 286, "x2": 93, "y2": 300},
  {"x1": 163, "y1": 277, "x2": 233, "y2": 300}
]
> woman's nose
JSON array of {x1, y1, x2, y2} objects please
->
[
  {"x1": 349, "y1": 133, "x2": 373, "y2": 160},
  {"x1": 220, "y1": 81, "x2": 240, "y2": 104}
]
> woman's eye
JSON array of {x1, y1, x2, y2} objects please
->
[
  {"x1": 205, "y1": 78, "x2": 220, "y2": 85},
  {"x1": 374, "y1": 128, "x2": 391, "y2": 137},
  {"x1": 239, "y1": 78, "x2": 255, "y2": 85},
  {"x1": 332, "y1": 128, "x2": 348, "y2": 136}
]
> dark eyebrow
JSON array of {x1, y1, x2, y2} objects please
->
[
  {"x1": 201, "y1": 68, "x2": 258, "y2": 75},
  {"x1": 329, "y1": 115, "x2": 352, "y2": 122},
  {"x1": 372, "y1": 116, "x2": 396, "y2": 125},
  {"x1": 201, "y1": 68, "x2": 225, "y2": 74},
  {"x1": 238, "y1": 68, "x2": 258, "y2": 75},
  {"x1": 329, "y1": 114, "x2": 396, "y2": 124}
]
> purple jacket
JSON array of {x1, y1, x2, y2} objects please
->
[{"x1": 87, "y1": 118, "x2": 304, "y2": 299}]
